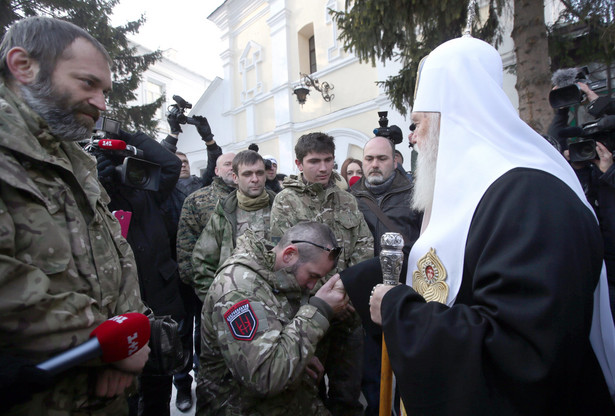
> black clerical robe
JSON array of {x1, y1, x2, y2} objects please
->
[{"x1": 343, "y1": 168, "x2": 614, "y2": 415}]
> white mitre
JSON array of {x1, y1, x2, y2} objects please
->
[{"x1": 406, "y1": 35, "x2": 615, "y2": 399}]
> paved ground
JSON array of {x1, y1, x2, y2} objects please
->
[
  {"x1": 170, "y1": 373, "x2": 196, "y2": 416},
  {"x1": 168, "y1": 372, "x2": 371, "y2": 415}
]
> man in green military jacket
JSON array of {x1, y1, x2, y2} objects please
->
[
  {"x1": 191, "y1": 150, "x2": 276, "y2": 301},
  {"x1": 177, "y1": 152, "x2": 236, "y2": 287}
]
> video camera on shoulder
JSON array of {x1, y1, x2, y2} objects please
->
[
  {"x1": 373, "y1": 111, "x2": 403, "y2": 145},
  {"x1": 85, "y1": 117, "x2": 161, "y2": 191}
]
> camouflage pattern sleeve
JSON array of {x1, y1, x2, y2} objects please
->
[
  {"x1": 270, "y1": 189, "x2": 300, "y2": 240},
  {"x1": 209, "y1": 268, "x2": 330, "y2": 396},
  {"x1": 191, "y1": 205, "x2": 238, "y2": 301},
  {"x1": 177, "y1": 191, "x2": 203, "y2": 286},
  {"x1": 348, "y1": 206, "x2": 374, "y2": 268}
]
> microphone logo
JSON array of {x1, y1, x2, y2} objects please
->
[
  {"x1": 110, "y1": 315, "x2": 128, "y2": 324},
  {"x1": 127, "y1": 332, "x2": 140, "y2": 355}
]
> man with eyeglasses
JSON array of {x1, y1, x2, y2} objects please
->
[{"x1": 196, "y1": 221, "x2": 349, "y2": 415}]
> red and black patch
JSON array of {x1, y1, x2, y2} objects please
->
[{"x1": 224, "y1": 299, "x2": 258, "y2": 341}]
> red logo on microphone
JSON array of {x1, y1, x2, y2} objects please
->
[{"x1": 224, "y1": 300, "x2": 258, "y2": 341}]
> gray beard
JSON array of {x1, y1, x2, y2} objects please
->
[
  {"x1": 411, "y1": 120, "x2": 439, "y2": 213},
  {"x1": 20, "y1": 79, "x2": 94, "y2": 142},
  {"x1": 366, "y1": 173, "x2": 384, "y2": 185}
]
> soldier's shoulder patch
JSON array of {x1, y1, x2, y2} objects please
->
[{"x1": 224, "y1": 299, "x2": 258, "y2": 341}]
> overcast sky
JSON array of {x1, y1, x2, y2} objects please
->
[{"x1": 111, "y1": 0, "x2": 224, "y2": 80}]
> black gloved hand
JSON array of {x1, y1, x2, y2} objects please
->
[
  {"x1": 96, "y1": 152, "x2": 117, "y2": 185},
  {"x1": 192, "y1": 115, "x2": 214, "y2": 142},
  {"x1": 0, "y1": 353, "x2": 55, "y2": 410},
  {"x1": 167, "y1": 112, "x2": 183, "y2": 135}
]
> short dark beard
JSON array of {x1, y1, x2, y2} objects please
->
[{"x1": 20, "y1": 78, "x2": 98, "y2": 142}]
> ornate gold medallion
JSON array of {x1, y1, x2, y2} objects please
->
[{"x1": 412, "y1": 248, "x2": 449, "y2": 303}]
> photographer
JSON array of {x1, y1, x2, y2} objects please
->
[
  {"x1": 96, "y1": 130, "x2": 187, "y2": 416},
  {"x1": 163, "y1": 113, "x2": 221, "y2": 188},
  {"x1": 160, "y1": 102, "x2": 225, "y2": 412},
  {"x1": 547, "y1": 69, "x2": 615, "y2": 320}
]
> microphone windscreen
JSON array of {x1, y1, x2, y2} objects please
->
[
  {"x1": 90, "y1": 313, "x2": 151, "y2": 362},
  {"x1": 597, "y1": 115, "x2": 615, "y2": 131},
  {"x1": 97, "y1": 139, "x2": 127, "y2": 150},
  {"x1": 558, "y1": 126, "x2": 584, "y2": 138},
  {"x1": 552, "y1": 68, "x2": 579, "y2": 88}
]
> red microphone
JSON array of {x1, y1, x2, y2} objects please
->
[
  {"x1": 94, "y1": 139, "x2": 143, "y2": 158},
  {"x1": 349, "y1": 176, "x2": 361, "y2": 187},
  {"x1": 37, "y1": 313, "x2": 150, "y2": 375},
  {"x1": 96, "y1": 139, "x2": 127, "y2": 150}
]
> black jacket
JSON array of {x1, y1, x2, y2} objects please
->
[
  {"x1": 343, "y1": 169, "x2": 614, "y2": 415},
  {"x1": 160, "y1": 136, "x2": 223, "y2": 255},
  {"x1": 101, "y1": 131, "x2": 185, "y2": 322},
  {"x1": 351, "y1": 170, "x2": 422, "y2": 259}
]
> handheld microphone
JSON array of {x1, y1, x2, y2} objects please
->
[
  {"x1": 37, "y1": 313, "x2": 150, "y2": 376},
  {"x1": 96, "y1": 139, "x2": 126, "y2": 151}
]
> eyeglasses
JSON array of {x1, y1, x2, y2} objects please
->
[{"x1": 291, "y1": 240, "x2": 342, "y2": 261}]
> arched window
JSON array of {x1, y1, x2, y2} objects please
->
[{"x1": 298, "y1": 23, "x2": 316, "y2": 74}]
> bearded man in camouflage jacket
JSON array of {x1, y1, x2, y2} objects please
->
[
  {"x1": 0, "y1": 17, "x2": 148, "y2": 414},
  {"x1": 196, "y1": 222, "x2": 349, "y2": 415}
]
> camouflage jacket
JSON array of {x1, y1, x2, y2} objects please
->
[
  {"x1": 176, "y1": 177, "x2": 235, "y2": 286},
  {"x1": 196, "y1": 230, "x2": 331, "y2": 416},
  {"x1": 191, "y1": 189, "x2": 276, "y2": 301},
  {"x1": 271, "y1": 172, "x2": 374, "y2": 274},
  {"x1": 0, "y1": 83, "x2": 143, "y2": 414}
]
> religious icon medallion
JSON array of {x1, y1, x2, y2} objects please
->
[{"x1": 412, "y1": 248, "x2": 449, "y2": 303}]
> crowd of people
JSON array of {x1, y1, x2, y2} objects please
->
[{"x1": 1, "y1": 14, "x2": 615, "y2": 416}]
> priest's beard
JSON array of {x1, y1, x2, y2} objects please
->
[
  {"x1": 411, "y1": 115, "x2": 440, "y2": 212},
  {"x1": 20, "y1": 78, "x2": 99, "y2": 142}
]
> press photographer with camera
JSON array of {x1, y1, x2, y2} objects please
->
[
  {"x1": 160, "y1": 95, "x2": 227, "y2": 411},
  {"x1": 163, "y1": 95, "x2": 222, "y2": 189},
  {"x1": 547, "y1": 67, "x2": 615, "y2": 319},
  {"x1": 95, "y1": 126, "x2": 187, "y2": 416}
]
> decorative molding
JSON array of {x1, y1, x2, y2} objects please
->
[
  {"x1": 239, "y1": 41, "x2": 264, "y2": 103},
  {"x1": 266, "y1": 8, "x2": 291, "y2": 35},
  {"x1": 325, "y1": 0, "x2": 343, "y2": 62}
]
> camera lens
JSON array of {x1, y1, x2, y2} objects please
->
[
  {"x1": 127, "y1": 166, "x2": 150, "y2": 187},
  {"x1": 577, "y1": 143, "x2": 596, "y2": 159}
]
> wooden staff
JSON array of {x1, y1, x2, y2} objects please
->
[
  {"x1": 379, "y1": 334, "x2": 394, "y2": 416},
  {"x1": 378, "y1": 233, "x2": 404, "y2": 416}
]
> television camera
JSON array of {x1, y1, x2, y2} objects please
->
[
  {"x1": 85, "y1": 117, "x2": 161, "y2": 191},
  {"x1": 549, "y1": 67, "x2": 615, "y2": 163},
  {"x1": 373, "y1": 111, "x2": 403, "y2": 145}
]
